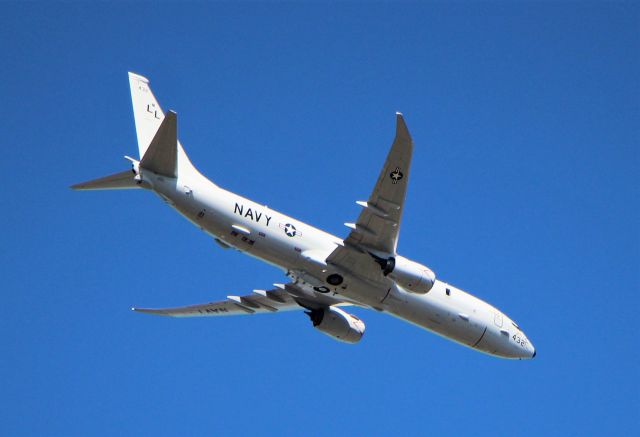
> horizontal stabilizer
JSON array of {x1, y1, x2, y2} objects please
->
[
  {"x1": 71, "y1": 170, "x2": 139, "y2": 191},
  {"x1": 139, "y1": 111, "x2": 178, "y2": 178}
]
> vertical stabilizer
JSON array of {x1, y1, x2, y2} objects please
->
[
  {"x1": 140, "y1": 111, "x2": 178, "y2": 178},
  {"x1": 128, "y1": 72, "x2": 199, "y2": 179},
  {"x1": 129, "y1": 72, "x2": 164, "y2": 158}
]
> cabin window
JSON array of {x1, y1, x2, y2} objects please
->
[{"x1": 446, "y1": 288, "x2": 451, "y2": 296}]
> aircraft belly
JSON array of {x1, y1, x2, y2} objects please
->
[
  {"x1": 149, "y1": 180, "x2": 491, "y2": 350},
  {"x1": 335, "y1": 279, "x2": 390, "y2": 307},
  {"x1": 153, "y1": 177, "x2": 492, "y2": 352},
  {"x1": 382, "y1": 285, "x2": 487, "y2": 348}
]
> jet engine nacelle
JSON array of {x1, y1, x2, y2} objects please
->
[
  {"x1": 307, "y1": 307, "x2": 365, "y2": 344},
  {"x1": 388, "y1": 256, "x2": 436, "y2": 294}
]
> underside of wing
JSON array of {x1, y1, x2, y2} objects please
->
[
  {"x1": 133, "y1": 288, "x2": 302, "y2": 317},
  {"x1": 132, "y1": 283, "x2": 353, "y2": 318},
  {"x1": 341, "y1": 113, "x2": 412, "y2": 256},
  {"x1": 327, "y1": 113, "x2": 413, "y2": 278}
]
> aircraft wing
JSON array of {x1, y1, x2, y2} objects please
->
[
  {"x1": 133, "y1": 288, "x2": 302, "y2": 317},
  {"x1": 133, "y1": 284, "x2": 352, "y2": 317},
  {"x1": 331, "y1": 113, "x2": 413, "y2": 258}
]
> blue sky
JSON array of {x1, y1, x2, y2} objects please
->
[{"x1": 1, "y1": 2, "x2": 638, "y2": 436}]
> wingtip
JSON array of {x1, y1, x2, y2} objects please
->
[
  {"x1": 69, "y1": 182, "x2": 93, "y2": 190},
  {"x1": 131, "y1": 307, "x2": 152, "y2": 313},
  {"x1": 131, "y1": 307, "x2": 174, "y2": 316},
  {"x1": 131, "y1": 307, "x2": 161, "y2": 315},
  {"x1": 395, "y1": 112, "x2": 411, "y2": 141}
]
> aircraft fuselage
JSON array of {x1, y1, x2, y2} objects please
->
[{"x1": 147, "y1": 168, "x2": 535, "y2": 359}]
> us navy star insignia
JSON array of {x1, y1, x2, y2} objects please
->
[
  {"x1": 390, "y1": 167, "x2": 404, "y2": 184},
  {"x1": 280, "y1": 223, "x2": 299, "y2": 237}
]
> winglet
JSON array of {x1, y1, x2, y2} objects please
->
[
  {"x1": 131, "y1": 307, "x2": 171, "y2": 315},
  {"x1": 395, "y1": 112, "x2": 412, "y2": 143}
]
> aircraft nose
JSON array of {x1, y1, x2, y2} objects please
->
[
  {"x1": 514, "y1": 332, "x2": 536, "y2": 360},
  {"x1": 526, "y1": 340, "x2": 536, "y2": 359},
  {"x1": 517, "y1": 344, "x2": 536, "y2": 360}
]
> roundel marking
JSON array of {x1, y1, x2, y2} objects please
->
[
  {"x1": 390, "y1": 167, "x2": 404, "y2": 184},
  {"x1": 284, "y1": 223, "x2": 297, "y2": 237}
]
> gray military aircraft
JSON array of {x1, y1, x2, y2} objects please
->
[{"x1": 72, "y1": 73, "x2": 536, "y2": 359}]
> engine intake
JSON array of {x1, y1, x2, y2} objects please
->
[
  {"x1": 372, "y1": 253, "x2": 436, "y2": 294},
  {"x1": 388, "y1": 256, "x2": 436, "y2": 294},
  {"x1": 307, "y1": 307, "x2": 365, "y2": 344}
]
